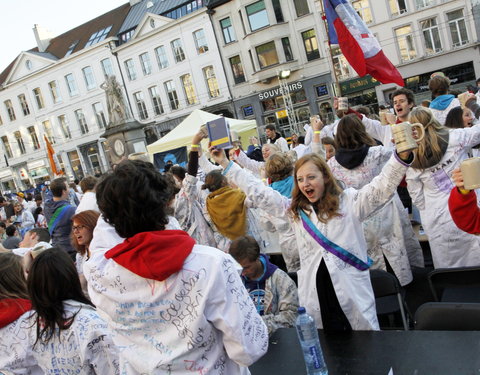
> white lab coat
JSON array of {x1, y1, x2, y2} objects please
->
[
  {"x1": 225, "y1": 154, "x2": 411, "y2": 330},
  {"x1": 85, "y1": 221, "x2": 268, "y2": 374},
  {"x1": 406, "y1": 126, "x2": 480, "y2": 268},
  {"x1": 328, "y1": 146, "x2": 423, "y2": 286}
]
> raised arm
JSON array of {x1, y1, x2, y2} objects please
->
[
  {"x1": 234, "y1": 150, "x2": 264, "y2": 177},
  {"x1": 352, "y1": 152, "x2": 413, "y2": 221},
  {"x1": 209, "y1": 148, "x2": 290, "y2": 219},
  {"x1": 361, "y1": 115, "x2": 393, "y2": 149},
  {"x1": 303, "y1": 115, "x2": 326, "y2": 159}
]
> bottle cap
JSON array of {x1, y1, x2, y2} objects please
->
[{"x1": 298, "y1": 306, "x2": 306, "y2": 314}]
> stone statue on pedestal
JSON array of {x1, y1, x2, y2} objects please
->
[{"x1": 101, "y1": 76, "x2": 129, "y2": 127}]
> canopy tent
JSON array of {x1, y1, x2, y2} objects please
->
[{"x1": 146, "y1": 109, "x2": 258, "y2": 155}]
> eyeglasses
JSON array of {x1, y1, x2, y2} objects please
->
[{"x1": 72, "y1": 225, "x2": 86, "y2": 232}]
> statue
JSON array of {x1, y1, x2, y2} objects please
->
[{"x1": 101, "y1": 75, "x2": 129, "y2": 127}]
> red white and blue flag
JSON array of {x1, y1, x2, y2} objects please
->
[{"x1": 324, "y1": 0, "x2": 404, "y2": 86}]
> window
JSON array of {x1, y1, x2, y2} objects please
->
[
  {"x1": 4, "y1": 100, "x2": 15, "y2": 121},
  {"x1": 85, "y1": 25, "x2": 112, "y2": 47},
  {"x1": 229, "y1": 55, "x2": 245, "y2": 84},
  {"x1": 65, "y1": 74, "x2": 79, "y2": 96},
  {"x1": 74, "y1": 109, "x2": 89, "y2": 135},
  {"x1": 396, "y1": 25, "x2": 417, "y2": 61},
  {"x1": 203, "y1": 66, "x2": 220, "y2": 98},
  {"x1": 33, "y1": 88, "x2": 45, "y2": 109},
  {"x1": 416, "y1": 0, "x2": 434, "y2": 8},
  {"x1": 255, "y1": 41, "x2": 279, "y2": 69},
  {"x1": 171, "y1": 39, "x2": 186, "y2": 63},
  {"x1": 18, "y1": 94, "x2": 30, "y2": 116},
  {"x1": 82, "y1": 66, "x2": 96, "y2": 90},
  {"x1": 65, "y1": 41, "x2": 79, "y2": 57},
  {"x1": 48, "y1": 80, "x2": 62, "y2": 103},
  {"x1": 164, "y1": 81, "x2": 180, "y2": 110},
  {"x1": 42, "y1": 120, "x2": 55, "y2": 144},
  {"x1": 421, "y1": 18, "x2": 442, "y2": 54},
  {"x1": 57, "y1": 115, "x2": 72, "y2": 139},
  {"x1": 139, "y1": 52, "x2": 152, "y2": 75},
  {"x1": 124, "y1": 59, "x2": 137, "y2": 81},
  {"x1": 27, "y1": 126, "x2": 40, "y2": 150},
  {"x1": 193, "y1": 29, "x2": 209, "y2": 54},
  {"x1": 246, "y1": 1, "x2": 269, "y2": 31},
  {"x1": 148, "y1": 86, "x2": 164, "y2": 116},
  {"x1": 302, "y1": 29, "x2": 320, "y2": 61},
  {"x1": 447, "y1": 9, "x2": 468, "y2": 47},
  {"x1": 14, "y1": 131, "x2": 25, "y2": 154},
  {"x1": 134, "y1": 92, "x2": 148, "y2": 120},
  {"x1": 101, "y1": 58, "x2": 114, "y2": 77},
  {"x1": 220, "y1": 17, "x2": 236, "y2": 44},
  {"x1": 332, "y1": 47, "x2": 354, "y2": 80},
  {"x1": 155, "y1": 46, "x2": 169, "y2": 69},
  {"x1": 1, "y1": 136, "x2": 12, "y2": 158},
  {"x1": 92, "y1": 102, "x2": 107, "y2": 128},
  {"x1": 389, "y1": 0, "x2": 407, "y2": 16},
  {"x1": 352, "y1": 0, "x2": 372, "y2": 24},
  {"x1": 272, "y1": 0, "x2": 284, "y2": 22},
  {"x1": 281, "y1": 37, "x2": 294, "y2": 61},
  {"x1": 293, "y1": 0, "x2": 309, "y2": 17},
  {"x1": 181, "y1": 74, "x2": 198, "y2": 105}
]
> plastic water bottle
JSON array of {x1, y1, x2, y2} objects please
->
[{"x1": 295, "y1": 307, "x2": 328, "y2": 375}]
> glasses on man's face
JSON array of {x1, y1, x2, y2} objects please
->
[{"x1": 72, "y1": 225, "x2": 86, "y2": 232}]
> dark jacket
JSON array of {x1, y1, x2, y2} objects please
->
[{"x1": 44, "y1": 192, "x2": 76, "y2": 255}]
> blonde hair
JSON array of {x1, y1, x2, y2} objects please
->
[
  {"x1": 290, "y1": 153, "x2": 343, "y2": 223},
  {"x1": 409, "y1": 107, "x2": 449, "y2": 169},
  {"x1": 265, "y1": 153, "x2": 294, "y2": 182},
  {"x1": 262, "y1": 143, "x2": 280, "y2": 158}
]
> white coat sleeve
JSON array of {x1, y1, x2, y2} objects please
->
[
  {"x1": 198, "y1": 153, "x2": 222, "y2": 174},
  {"x1": 225, "y1": 162, "x2": 290, "y2": 219},
  {"x1": 22, "y1": 211, "x2": 35, "y2": 228},
  {"x1": 351, "y1": 153, "x2": 410, "y2": 222},
  {"x1": 303, "y1": 139, "x2": 326, "y2": 159},
  {"x1": 406, "y1": 170, "x2": 426, "y2": 210},
  {"x1": 235, "y1": 150, "x2": 264, "y2": 177},
  {"x1": 204, "y1": 254, "x2": 268, "y2": 366},
  {"x1": 457, "y1": 123, "x2": 480, "y2": 147},
  {"x1": 278, "y1": 137, "x2": 289, "y2": 152},
  {"x1": 361, "y1": 115, "x2": 392, "y2": 148}
]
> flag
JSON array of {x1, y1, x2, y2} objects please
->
[
  {"x1": 324, "y1": 0, "x2": 404, "y2": 87},
  {"x1": 44, "y1": 135, "x2": 63, "y2": 176}
]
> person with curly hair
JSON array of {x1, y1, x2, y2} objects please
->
[
  {"x1": 84, "y1": 160, "x2": 268, "y2": 374},
  {"x1": 209, "y1": 130, "x2": 415, "y2": 331}
]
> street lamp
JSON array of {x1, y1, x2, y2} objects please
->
[{"x1": 277, "y1": 70, "x2": 298, "y2": 136}]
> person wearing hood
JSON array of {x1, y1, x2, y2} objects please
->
[
  {"x1": 406, "y1": 106, "x2": 480, "y2": 268},
  {"x1": 229, "y1": 236, "x2": 299, "y2": 336},
  {"x1": 42, "y1": 178, "x2": 77, "y2": 260},
  {"x1": 84, "y1": 160, "x2": 268, "y2": 374},
  {"x1": 428, "y1": 74, "x2": 461, "y2": 125},
  {"x1": 0, "y1": 252, "x2": 42, "y2": 374},
  {"x1": 328, "y1": 115, "x2": 423, "y2": 286}
]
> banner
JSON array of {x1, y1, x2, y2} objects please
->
[
  {"x1": 153, "y1": 146, "x2": 187, "y2": 172},
  {"x1": 44, "y1": 135, "x2": 63, "y2": 176}
]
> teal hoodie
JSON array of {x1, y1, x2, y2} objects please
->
[{"x1": 430, "y1": 94, "x2": 455, "y2": 111}]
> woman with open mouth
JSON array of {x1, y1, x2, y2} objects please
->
[{"x1": 209, "y1": 118, "x2": 415, "y2": 332}]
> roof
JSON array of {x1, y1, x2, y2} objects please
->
[
  {"x1": 0, "y1": 2, "x2": 131, "y2": 86},
  {"x1": 205, "y1": 0, "x2": 231, "y2": 8},
  {"x1": 118, "y1": 0, "x2": 202, "y2": 34}
]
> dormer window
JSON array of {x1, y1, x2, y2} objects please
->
[
  {"x1": 65, "y1": 41, "x2": 79, "y2": 57},
  {"x1": 85, "y1": 25, "x2": 113, "y2": 47}
]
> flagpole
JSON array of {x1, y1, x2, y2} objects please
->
[{"x1": 318, "y1": 0, "x2": 342, "y2": 97}]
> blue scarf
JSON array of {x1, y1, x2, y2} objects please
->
[
  {"x1": 270, "y1": 175, "x2": 294, "y2": 198},
  {"x1": 430, "y1": 94, "x2": 455, "y2": 110}
]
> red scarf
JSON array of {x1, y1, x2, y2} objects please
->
[
  {"x1": 105, "y1": 230, "x2": 195, "y2": 281},
  {"x1": 0, "y1": 298, "x2": 32, "y2": 328}
]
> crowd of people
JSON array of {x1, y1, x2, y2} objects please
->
[{"x1": 0, "y1": 72, "x2": 479, "y2": 374}]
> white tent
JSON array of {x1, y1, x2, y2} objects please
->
[{"x1": 146, "y1": 109, "x2": 258, "y2": 155}]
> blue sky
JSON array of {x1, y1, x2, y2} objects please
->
[{"x1": 0, "y1": 0, "x2": 126, "y2": 72}]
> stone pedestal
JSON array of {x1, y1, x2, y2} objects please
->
[{"x1": 101, "y1": 120, "x2": 147, "y2": 165}]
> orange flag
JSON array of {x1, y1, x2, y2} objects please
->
[{"x1": 44, "y1": 135, "x2": 63, "y2": 176}]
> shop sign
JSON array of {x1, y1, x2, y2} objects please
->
[
  {"x1": 275, "y1": 110, "x2": 288, "y2": 119},
  {"x1": 0, "y1": 169, "x2": 11, "y2": 179},
  {"x1": 258, "y1": 81, "x2": 303, "y2": 100},
  {"x1": 340, "y1": 75, "x2": 379, "y2": 95},
  {"x1": 30, "y1": 167, "x2": 49, "y2": 178},
  {"x1": 27, "y1": 160, "x2": 46, "y2": 169}
]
